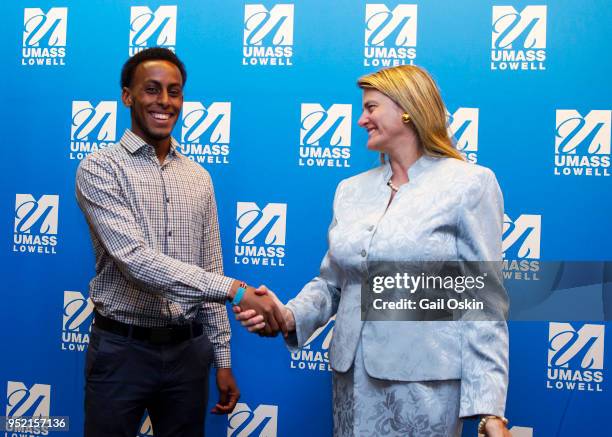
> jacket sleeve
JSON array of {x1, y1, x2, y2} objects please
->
[
  {"x1": 456, "y1": 167, "x2": 510, "y2": 418},
  {"x1": 285, "y1": 181, "x2": 345, "y2": 351},
  {"x1": 75, "y1": 154, "x2": 234, "y2": 306}
]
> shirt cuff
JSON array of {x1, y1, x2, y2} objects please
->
[{"x1": 212, "y1": 343, "x2": 232, "y2": 368}]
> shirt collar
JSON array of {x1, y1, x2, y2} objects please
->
[{"x1": 120, "y1": 129, "x2": 179, "y2": 157}]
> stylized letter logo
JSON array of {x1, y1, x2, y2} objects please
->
[
  {"x1": 130, "y1": 6, "x2": 177, "y2": 48},
  {"x1": 502, "y1": 214, "x2": 541, "y2": 259},
  {"x1": 548, "y1": 322, "x2": 604, "y2": 370},
  {"x1": 365, "y1": 4, "x2": 417, "y2": 47},
  {"x1": 448, "y1": 108, "x2": 479, "y2": 152},
  {"x1": 227, "y1": 403, "x2": 278, "y2": 437},
  {"x1": 300, "y1": 104, "x2": 351, "y2": 147},
  {"x1": 492, "y1": 6, "x2": 547, "y2": 49},
  {"x1": 244, "y1": 4, "x2": 294, "y2": 46},
  {"x1": 23, "y1": 8, "x2": 67, "y2": 47},
  {"x1": 182, "y1": 102, "x2": 231, "y2": 144},
  {"x1": 14, "y1": 194, "x2": 59, "y2": 235},
  {"x1": 303, "y1": 316, "x2": 335, "y2": 350},
  {"x1": 71, "y1": 101, "x2": 117, "y2": 142},
  {"x1": 63, "y1": 291, "x2": 94, "y2": 332},
  {"x1": 555, "y1": 110, "x2": 611, "y2": 155},
  {"x1": 6, "y1": 382, "x2": 51, "y2": 418},
  {"x1": 236, "y1": 203, "x2": 287, "y2": 246}
]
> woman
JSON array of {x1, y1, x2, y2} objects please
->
[{"x1": 235, "y1": 65, "x2": 510, "y2": 437}]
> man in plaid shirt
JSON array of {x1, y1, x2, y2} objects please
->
[{"x1": 76, "y1": 48, "x2": 286, "y2": 437}]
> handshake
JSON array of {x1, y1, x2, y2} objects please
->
[{"x1": 230, "y1": 284, "x2": 295, "y2": 337}]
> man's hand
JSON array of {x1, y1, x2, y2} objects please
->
[
  {"x1": 233, "y1": 286, "x2": 295, "y2": 336},
  {"x1": 237, "y1": 286, "x2": 289, "y2": 337},
  {"x1": 211, "y1": 368, "x2": 240, "y2": 415}
]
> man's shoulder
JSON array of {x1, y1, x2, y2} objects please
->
[
  {"x1": 76, "y1": 143, "x2": 126, "y2": 176},
  {"x1": 79, "y1": 142, "x2": 128, "y2": 166}
]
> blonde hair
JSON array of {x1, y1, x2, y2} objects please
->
[{"x1": 357, "y1": 65, "x2": 463, "y2": 162}]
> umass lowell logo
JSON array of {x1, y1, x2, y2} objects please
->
[
  {"x1": 502, "y1": 213, "x2": 541, "y2": 281},
  {"x1": 554, "y1": 110, "x2": 611, "y2": 177},
  {"x1": 299, "y1": 104, "x2": 351, "y2": 168},
  {"x1": 235, "y1": 202, "x2": 286, "y2": 267},
  {"x1": 61, "y1": 291, "x2": 93, "y2": 352},
  {"x1": 290, "y1": 317, "x2": 334, "y2": 372},
  {"x1": 129, "y1": 6, "x2": 177, "y2": 55},
  {"x1": 364, "y1": 4, "x2": 417, "y2": 67},
  {"x1": 6, "y1": 381, "x2": 51, "y2": 418},
  {"x1": 69, "y1": 100, "x2": 117, "y2": 161},
  {"x1": 491, "y1": 5, "x2": 546, "y2": 71},
  {"x1": 547, "y1": 322, "x2": 605, "y2": 392},
  {"x1": 180, "y1": 101, "x2": 231, "y2": 165},
  {"x1": 5, "y1": 381, "x2": 52, "y2": 436},
  {"x1": 13, "y1": 194, "x2": 59, "y2": 255},
  {"x1": 21, "y1": 7, "x2": 67, "y2": 66},
  {"x1": 447, "y1": 108, "x2": 478, "y2": 163},
  {"x1": 227, "y1": 402, "x2": 278, "y2": 437},
  {"x1": 243, "y1": 4, "x2": 294, "y2": 66}
]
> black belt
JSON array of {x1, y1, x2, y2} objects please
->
[{"x1": 93, "y1": 311, "x2": 203, "y2": 345}]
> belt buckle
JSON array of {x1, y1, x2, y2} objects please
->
[{"x1": 149, "y1": 327, "x2": 173, "y2": 344}]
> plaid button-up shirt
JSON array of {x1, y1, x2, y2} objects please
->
[{"x1": 76, "y1": 129, "x2": 234, "y2": 368}]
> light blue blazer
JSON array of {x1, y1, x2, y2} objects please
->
[{"x1": 286, "y1": 155, "x2": 509, "y2": 417}]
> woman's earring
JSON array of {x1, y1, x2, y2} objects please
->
[{"x1": 402, "y1": 113, "x2": 411, "y2": 124}]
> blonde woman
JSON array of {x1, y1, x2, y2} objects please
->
[{"x1": 235, "y1": 65, "x2": 510, "y2": 437}]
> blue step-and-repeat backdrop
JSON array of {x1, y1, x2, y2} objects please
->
[{"x1": 2, "y1": 1, "x2": 611, "y2": 436}]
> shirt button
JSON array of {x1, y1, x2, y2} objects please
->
[
  {"x1": 360, "y1": 249, "x2": 367, "y2": 257},
  {"x1": 367, "y1": 225, "x2": 374, "y2": 231},
  {"x1": 168, "y1": 231, "x2": 172, "y2": 237},
  {"x1": 166, "y1": 197, "x2": 170, "y2": 203}
]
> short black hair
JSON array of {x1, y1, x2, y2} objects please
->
[{"x1": 120, "y1": 47, "x2": 187, "y2": 89}]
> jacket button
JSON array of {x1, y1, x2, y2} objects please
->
[
  {"x1": 367, "y1": 225, "x2": 374, "y2": 231},
  {"x1": 360, "y1": 249, "x2": 367, "y2": 257}
]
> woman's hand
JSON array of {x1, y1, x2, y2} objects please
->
[{"x1": 481, "y1": 417, "x2": 511, "y2": 437}]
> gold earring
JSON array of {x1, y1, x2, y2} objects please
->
[{"x1": 402, "y1": 113, "x2": 411, "y2": 124}]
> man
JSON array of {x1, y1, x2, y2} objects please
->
[{"x1": 76, "y1": 48, "x2": 286, "y2": 437}]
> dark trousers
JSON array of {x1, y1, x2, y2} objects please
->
[{"x1": 84, "y1": 325, "x2": 214, "y2": 437}]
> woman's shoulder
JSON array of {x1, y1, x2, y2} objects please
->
[
  {"x1": 333, "y1": 158, "x2": 499, "y2": 196},
  {"x1": 437, "y1": 156, "x2": 494, "y2": 177},
  {"x1": 432, "y1": 157, "x2": 497, "y2": 188}
]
